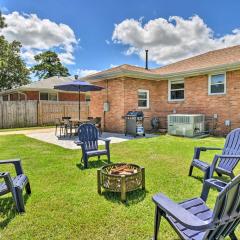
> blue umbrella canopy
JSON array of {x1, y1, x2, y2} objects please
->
[
  {"x1": 54, "y1": 80, "x2": 104, "y2": 92},
  {"x1": 54, "y1": 80, "x2": 104, "y2": 120}
]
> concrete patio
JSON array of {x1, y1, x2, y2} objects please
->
[{"x1": 25, "y1": 129, "x2": 157, "y2": 149}]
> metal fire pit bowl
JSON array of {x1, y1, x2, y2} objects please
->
[{"x1": 97, "y1": 163, "x2": 145, "y2": 202}]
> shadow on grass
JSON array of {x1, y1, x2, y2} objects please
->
[
  {"x1": 101, "y1": 189, "x2": 147, "y2": 206},
  {"x1": 0, "y1": 193, "x2": 30, "y2": 229},
  {"x1": 76, "y1": 159, "x2": 112, "y2": 170}
]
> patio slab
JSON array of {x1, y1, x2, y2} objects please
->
[{"x1": 26, "y1": 130, "x2": 157, "y2": 149}]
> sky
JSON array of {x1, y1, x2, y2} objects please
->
[{"x1": 1, "y1": 0, "x2": 240, "y2": 78}]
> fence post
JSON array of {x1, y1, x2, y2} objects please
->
[{"x1": 37, "y1": 101, "x2": 42, "y2": 126}]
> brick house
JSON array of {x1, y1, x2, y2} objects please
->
[
  {"x1": 83, "y1": 45, "x2": 240, "y2": 135},
  {"x1": 0, "y1": 76, "x2": 86, "y2": 102}
]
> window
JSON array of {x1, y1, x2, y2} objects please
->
[
  {"x1": 49, "y1": 93, "x2": 58, "y2": 101},
  {"x1": 209, "y1": 73, "x2": 226, "y2": 95},
  {"x1": 169, "y1": 80, "x2": 184, "y2": 101},
  {"x1": 40, "y1": 92, "x2": 58, "y2": 101},
  {"x1": 138, "y1": 89, "x2": 149, "y2": 108},
  {"x1": 2, "y1": 95, "x2": 9, "y2": 101}
]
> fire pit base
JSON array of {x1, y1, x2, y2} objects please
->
[{"x1": 97, "y1": 163, "x2": 145, "y2": 202}]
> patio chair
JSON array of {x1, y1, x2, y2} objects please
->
[
  {"x1": 189, "y1": 128, "x2": 240, "y2": 180},
  {"x1": 0, "y1": 159, "x2": 31, "y2": 213},
  {"x1": 152, "y1": 174, "x2": 240, "y2": 240},
  {"x1": 87, "y1": 117, "x2": 102, "y2": 136},
  {"x1": 63, "y1": 118, "x2": 73, "y2": 137},
  {"x1": 75, "y1": 123, "x2": 110, "y2": 168},
  {"x1": 55, "y1": 118, "x2": 65, "y2": 137}
]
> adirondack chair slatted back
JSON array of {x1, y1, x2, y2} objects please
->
[
  {"x1": 205, "y1": 175, "x2": 240, "y2": 239},
  {"x1": 218, "y1": 128, "x2": 240, "y2": 171},
  {"x1": 78, "y1": 123, "x2": 98, "y2": 151}
]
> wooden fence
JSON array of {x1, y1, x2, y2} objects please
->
[{"x1": 0, "y1": 100, "x2": 89, "y2": 128}]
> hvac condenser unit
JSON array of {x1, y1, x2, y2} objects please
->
[{"x1": 168, "y1": 114, "x2": 205, "y2": 137}]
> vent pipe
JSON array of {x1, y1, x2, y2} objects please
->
[{"x1": 145, "y1": 49, "x2": 149, "y2": 70}]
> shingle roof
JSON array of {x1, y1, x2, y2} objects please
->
[
  {"x1": 153, "y1": 45, "x2": 240, "y2": 75},
  {"x1": 22, "y1": 76, "x2": 75, "y2": 90},
  {"x1": 83, "y1": 45, "x2": 240, "y2": 81}
]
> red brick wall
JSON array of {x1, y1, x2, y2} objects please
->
[
  {"x1": 25, "y1": 91, "x2": 39, "y2": 100},
  {"x1": 89, "y1": 79, "x2": 125, "y2": 132},
  {"x1": 89, "y1": 70, "x2": 240, "y2": 134},
  {"x1": 58, "y1": 92, "x2": 85, "y2": 101},
  {"x1": 3, "y1": 91, "x2": 85, "y2": 102}
]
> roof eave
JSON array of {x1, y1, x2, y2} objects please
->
[{"x1": 83, "y1": 61, "x2": 240, "y2": 82}]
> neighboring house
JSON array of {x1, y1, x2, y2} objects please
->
[
  {"x1": 0, "y1": 76, "x2": 86, "y2": 102},
  {"x1": 82, "y1": 45, "x2": 240, "y2": 135}
]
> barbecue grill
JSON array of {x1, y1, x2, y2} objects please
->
[{"x1": 124, "y1": 111, "x2": 145, "y2": 137}]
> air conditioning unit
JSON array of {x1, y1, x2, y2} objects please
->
[{"x1": 168, "y1": 114, "x2": 205, "y2": 137}]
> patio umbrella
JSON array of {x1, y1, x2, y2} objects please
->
[{"x1": 54, "y1": 79, "x2": 104, "y2": 120}]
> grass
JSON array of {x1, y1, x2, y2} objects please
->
[
  {"x1": 0, "y1": 134, "x2": 238, "y2": 239},
  {"x1": 0, "y1": 126, "x2": 54, "y2": 132}
]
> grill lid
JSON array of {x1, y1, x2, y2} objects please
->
[{"x1": 126, "y1": 111, "x2": 144, "y2": 117}]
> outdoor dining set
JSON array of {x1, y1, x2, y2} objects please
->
[
  {"x1": 55, "y1": 116, "x2": 102, "y2": 138},
  {"x1": 1, "y1": 123, "x2": 240, "y2": 239}
]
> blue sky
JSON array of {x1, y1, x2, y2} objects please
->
[{"x1": 1, "y1": 0, "x2": 240, "y2": 77}]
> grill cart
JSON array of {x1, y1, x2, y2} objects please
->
[{"x1": 123, "y1": 111, "x2": 145, "y2": 137}]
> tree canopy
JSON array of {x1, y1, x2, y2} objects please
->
[
  {"x1": 0, "y1": 11, "x2": 7, "y2": 29},
  {"x1": 31, "y1": 51, "x2": 70, "y2": 79},
  {"x1": 0, "y1": 11, "x2": 30, "y2": 90}
]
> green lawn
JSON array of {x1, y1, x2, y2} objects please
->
[{"x1": 0, "y1": 134, "x2": 238, "y2": 239}]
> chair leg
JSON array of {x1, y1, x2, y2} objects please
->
[
  {"x1": 188, "y1": 165, "x2": 194, "y2": 176},
  {"x1": 15, "y1": 187, "x2": 25, "y2": 213},
  {"x1": 84, "y1": 157, "x2": 88, "y2": 169},
  {"x1": 25, "y1": 182, "x2": 31, "y2": 195},
  {"x1": 153, "y1": 206, "x2": 162, "y2": 240},
  {"x1": 107, "y1": 153, "x2": 110, "y2": 163},
  {"x1": 229, "y1": 232, "x2": 238, "y2": 240},
  {"x1": 200, "y1": 181, "x2": 211, "y2": 202}
]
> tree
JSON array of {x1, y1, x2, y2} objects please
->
[
  {"x1": 31, "y1": 51, "x2": 70, "y2": 79},
  {"x1": 0, "y1": 38, "x2": 30, "y2": 90},
  {"x1": 0, "y1": 11, "x2": 7, "y2": 29}
]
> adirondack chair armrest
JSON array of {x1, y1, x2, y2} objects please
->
[
  {"x1": 153, "y1": 193, "x2": 212, "y2": 231},
  {"x1": 196, "y1": 147, "x2": 223, "y2": 152},
  {"x1": 0, "y1": 159, "x2": 24, "y2": 175},
  {"x1": 98, "y1": 137, "x2": 111, "y2": 143},
  {"x1": 74, "y1": 141, "x2": 84, "y2": 146}
]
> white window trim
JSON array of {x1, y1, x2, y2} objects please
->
[
  {"x1": 208, "y1": 72, "x2": 226, "y2": 95},
  {"x1": 137, "y1": 89, "x2": 149, "y2": 109},
  {"x1": 168, "y1": 79, "x2": 185, "y2": 102},
  {"x1": 39, "y1": 91, "x2": 59, "y2": 101}
]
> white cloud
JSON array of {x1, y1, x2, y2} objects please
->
[
  {"x1": 77, "y1": 69, "x2": 99, "y2": 77},
  {"x1": 105, "y1": 39, "x2": 110, "y2": 45},
  {"x1": 112, "y1": 15, "x2": 240, "y2": 65},
  {"x1": 1, "y1": 11, "x2": 78, "y2": 65}
]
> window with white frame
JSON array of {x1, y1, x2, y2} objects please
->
[
  {"x1": 40, "y1": 92, "x2": 58, "y2": 101},
  {"x1": 169, "y1": 80, "x2": 184, "y2": 101},
  {"x1": 138, "y1": 89, "x2": 149, "y2": 108},
  {"x1": 209, "y1": 73, "x2": 226, "y2": 95}
]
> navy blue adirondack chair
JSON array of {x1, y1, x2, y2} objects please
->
[
  {"x1": 75, "y1": 123, "x2": 110, "y2": 168},
  {"x1": 189, "y1": 128, "x2": 240, "y2": 180},
  {"x1": 153, "y1": 174, "x2": 240, "y2": 240},
  {"x1": 0, "y1": 159, "x2": 31, "y2": 213}
]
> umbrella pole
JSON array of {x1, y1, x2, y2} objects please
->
[{"x1": 78, "y1": 88, "x2": 80, "y2": 121}]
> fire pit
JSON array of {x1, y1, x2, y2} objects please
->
[{"x1": 97, "y1": 163, "x2": 145, "y2": 202}]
